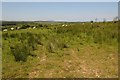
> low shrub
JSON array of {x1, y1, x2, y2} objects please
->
[
  {"x1": 27, "y1": 34, "x2": 38, "y2": 50},
  {"x1": 10, "y1": 42, "x2": 29, "y2": 62}
]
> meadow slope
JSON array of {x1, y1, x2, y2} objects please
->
[{"x1": 2, "y1": 22, "x2": 118, "y2": 78}]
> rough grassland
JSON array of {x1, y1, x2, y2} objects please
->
[{"x1": 2, "y1": 22, "x2": 118, "y2": 78}]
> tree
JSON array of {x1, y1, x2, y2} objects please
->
[
  {"x1": 95, "y1": 18, "x2": 97, "y2": 22},
  {"x1": 91, "y1": 21, "x2": 93, "y2": 23},
  {"x1": 113, "y1": 16, "x2": 119, "y2": 22},
  {"x1": 103, "y1": 18, "x2": 106, "y2": 22}
]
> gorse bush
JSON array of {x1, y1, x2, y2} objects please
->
[
  {"x1": 10, "y1": 42, "x2": 29, "y2": 62},
  {"x1": 8, "y1": 32, "x2": 40, "y2": 62},
  {"x1": 2, "y1": 33, "x2": 9, "y2": 39},
  {"x1": 20, "y1": 24, "x2": 30, "y2": 29},
  {"x1": 28, "y1": 34, "x2": 38, "y2": 50}
]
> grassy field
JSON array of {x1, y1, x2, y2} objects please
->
[{"x1": 2, "y1": 21, "x2": 118, "y2": 78}]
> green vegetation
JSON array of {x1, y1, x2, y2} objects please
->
[{"x1": 2, "y1": 21, "x2": 118, "y2": 78}]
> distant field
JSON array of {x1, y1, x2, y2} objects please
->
[{"x1": 2, "y1": 21, "x2": 118, "y2": 78}]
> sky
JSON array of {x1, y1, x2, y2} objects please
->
[
  {"x1": 1, "y1": 0, "x2": 120, "y2": 2},
  {"x1": 2, "y1": 2, "x2": 118, "y2": 22}
]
